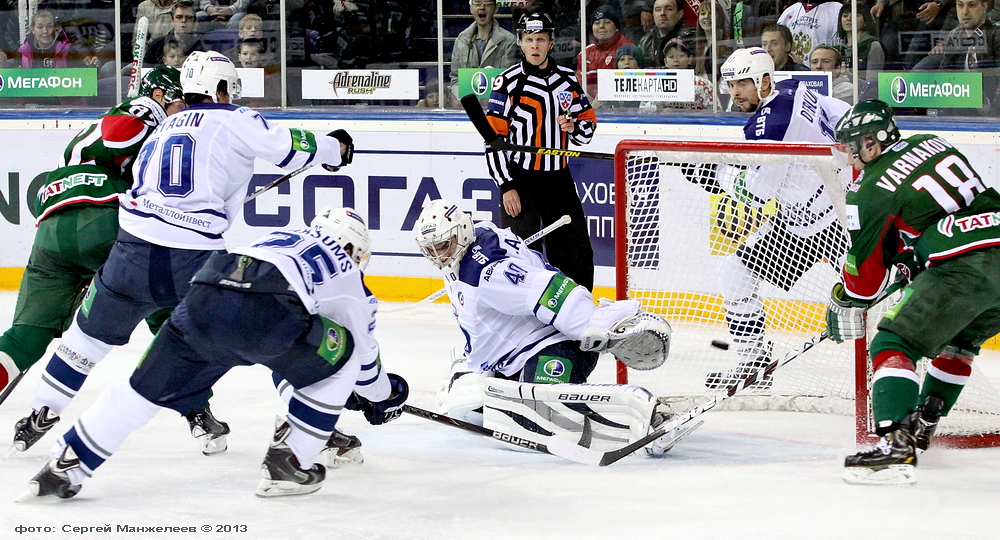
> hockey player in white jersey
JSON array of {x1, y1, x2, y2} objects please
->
[
  {"x1": 702, "y1": 47, "x2": 851, "y2": 389},
  {"x1": 415, "y1": 200, "x2": 679, "y2": 455},
  {"x1": 25, "y1": 206, "x2": 407, "y2": 499},
  {"x1": 11, "y1": 50, "x2": 356, "y2": 458}
]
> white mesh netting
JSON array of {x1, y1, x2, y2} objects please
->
[{"x1": 617, "y1": 144, "x2": 1000, "y2": 443}]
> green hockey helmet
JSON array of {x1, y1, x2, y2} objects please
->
[
  {"x1": 834, "y1": 99, "x2": 901, "y2": 158},
  {"x1": 139, "y1": 65, "x2": 184, "y2": 105}
]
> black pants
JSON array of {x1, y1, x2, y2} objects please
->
[{"x1": 501, "y1": 166, "x2": 595, "y2": 290}]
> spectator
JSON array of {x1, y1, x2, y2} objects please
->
[
  {"x1": 449, "y1": 0, "x2": 519, "y2": 103},
  {"x1": 662, "y1": 38, "x2": 715, "y2": 108},
  {"x1": 224, "y1": 13, "x2": 269, "y2": 64},
  {"x1": 777, "y1": 0, "x2": 842, "y2": 65},
  {"x1": 593, "y1": 43, "x2": 644, "y2": 109},
  {"x1": 638, "y1": 0, "x2": 693, "y2": 68},
  {"x1": 578, "y1": 4, "x2": 634, "y2": 98},
  {"x1": 760, "y1": 22, "x2": 810, "y2": 70},
  {"x1": 134, "y1": 0, "x2": 176, "y2": 49},
  {"x1": 622, "y1": 0, "x2": 655, "y2": 43},
  {"x1": 810, "y1": 44, "x2": 854, "y2": 103},
  {"x1": 871, "y1": 0, "x2": 955, "y2": 67},
  {"x1": 145, "y1": 0, "x2": 206, "y2": 65},
  {"x1": 694, "y1": 0, "x2": 734, "y2": 78},
  {"x1": 914, "y1": 0, "x2": 1000, "y2": 115},
  {"x1": 418, "y1": 77, "x2": 451, "y2": 108},
  {"x1": 731, "y1": 0, "x2": 780, "y2": 48},
  {"x1": 237, "y1": 36, "x2": 264, "y2": 67},
  {"x1": 237, "y1": 38, "x2": 279, "y2": 107},
  {"x1": 17, "y1": 10, "x2": 75, "y2": 69},
  {"x1": 835, "y1": 0, "x2": 884, "y2": 92},
  {"x1": 161, "y1": 39, "x2": 185, "y2": 68},
  {"x1": 198, "y1": 0, "x2": 249, "y2": 28}
]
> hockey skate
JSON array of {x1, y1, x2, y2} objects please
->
[
  {"x1": 256, "y1": 420, "x2": 326, "y2": 498},
  {"x1": 186, "y1": 406, "x2": 230, "y2": 456},
  {"x1": 705, "y1": 342, "x2": 773, "y2": 390},
  {"x1": 319, "y1": 427, "x2": 363, "y2": 468},
  {"x1": 28, "y1": 444, "x2": 83, "y2": 499},
  {"x1": 8, "y1": 406, "x2": 60, "y2": 457},
  {"x1": 843, "y1": 428, "x2": 917, "y2": 485},
  {"x1": 908, "y1": 395, "x2": 944, "y2": 453}
]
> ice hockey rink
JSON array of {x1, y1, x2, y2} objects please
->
[{"x1": 2, "y1": 290, "x2": 1000, "y2": 540}]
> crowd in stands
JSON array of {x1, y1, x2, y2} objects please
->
[{"x1": 0, "y1": 0, "x2": 998, "y2": 113}]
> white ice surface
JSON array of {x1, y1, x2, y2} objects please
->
[{"x1": 1, "y1": 291, "x2": 1000, "y2": 540}]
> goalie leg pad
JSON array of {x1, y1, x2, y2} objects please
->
[
  {"x1": 483, "y1": 379, "x2": 659, "y2": 453},
  {"x1": 436, "y1": 350, "x2": 490, "y2": 425}
]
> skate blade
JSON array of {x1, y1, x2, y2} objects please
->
[
  {"x1": 646, "y1": 421, "x2": 705, "y2": 457},
  {"x1": 255, "y1": 479, "x2": 322, "y2": 498},
  {"x1": 5, "y1": 443, "x2": 24, "y2": 459},
  {"x1": 200, "y1": 435, "x2": 228, "y2": 456},
  {"x1": 843, "y1": 464, "x2": 916, "y2": 486},
  {"x1": 320, "y1": 447, "x2": 364, "y2": 469}
]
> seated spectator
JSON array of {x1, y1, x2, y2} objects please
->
[
  {"x1": 145, "y1": 0, "x2": 207, "y2": 65},
  {"x1": 449, "y1": 0, "x2": 519, "y2": 103},
  {"x1": 661, "y1": 38, "x2": 715, "y2": 109},
  {"x1": 835, "y1": 0, "x2": 883, "y2": 93},
  {"x1": 871, "y1": 0, "x2": 955, "y2": 68},
  {"x1": 417, "y1": 78, "x2": 452, "y2": 108},
  {"x1": 237, "y1": 36, "x2": 264, "y2": 67},
  {"x1": 760, "y1": 22, "x2": 810, "y2": 70},
  {"x1": 15, "y1": 10, "x2": 87, "y2": 105},
  {"x1": 134, "y1": 0, "x2": 177, "y2": 50},
  {"x1": 809, "y1": 44, "x2": 854, "y2": 103},
  {"x1": 593, "y1": 44, "x2": 644, "y2": 109},
  {"x1": 622, "y1": 0, "x2": 655, "y2": 44},
  {"x1": 224, "y1": 13, "x2": 268, "y2": 64},
  {"x1": 161, "y1": 39, "x2": 185, "y2": 68},
  {"x1": 914, "y1": 0, "x2": 1000, "y2": 115},
  {"x1": 777, "y1": 0, "x2": 842, "y2": 64},
  {"x1": 578, "y1": 5, "x2": 634, "y2": 98},
  {"x1": 638, "y1": 0, "x2": 693, "y2": 68},
  {"x1": 198, "y1": 0, "x2": 249, "y2": 28},
  {"x1": 694, "y1": 0, "x2": 734, "y2": 78}
]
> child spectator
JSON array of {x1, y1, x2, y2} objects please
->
[
  {"x1": 161, "y1": 39, "x2": 185, "y2": 68},
  {"x1": 661, "y1": 38, "x2": 714, "y2": 109}
]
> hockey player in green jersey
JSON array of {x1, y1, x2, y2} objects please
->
[
  {"x1": 0, "y1": 67, "x2": 186, "y2": 406},
  {"x1": 826, "y1": 99, "x2": 1000, "y2": 485}
]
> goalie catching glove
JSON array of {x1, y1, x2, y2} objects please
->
[
  {"x1": 345, "y1": 373, "x2": 408, "y2": 425},
  {"x1": 826, "y1": 283, "x2": 869, "y2": 343},
  {"x1": 580, "y1": 299, "x2": 672, "y2": 371}
]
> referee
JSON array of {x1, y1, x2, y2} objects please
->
[{"x1": 485, "y1": 11, "x2": 597, "y2": 290}]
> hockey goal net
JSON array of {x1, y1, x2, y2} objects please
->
[{"x1": 614, "y1": 139, "x2": 1000, "y2": 447}]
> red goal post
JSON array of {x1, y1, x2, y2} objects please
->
[{"x1": 612, "y1": 138, "x2": 1000, "y2": 448}]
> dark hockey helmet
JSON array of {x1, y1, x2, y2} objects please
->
[
  {"x1": 139, "y1": 65, "x2": 184, "y2": 105},
  {"x1": 834, "y1": 99, "x2": 900, "y2": 158},
  {"x1": 516, "y1": 12, "x2": 555, "y2": 36}
]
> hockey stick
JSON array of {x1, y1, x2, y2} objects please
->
[
  {"x1": 382, "y1": 214, "x2": 572, "y2": 313},
  {"x1": 243, "y1": 165, "x2": 315, "y2": 204},
  {"x1": 610, "y1": 280, "x2": 907, "y2": 466},
  {"x1": 0, "y1": 371, "x2": 26, "y2": 407},
  {"x1": 460, "y1": 95, "x2": 614, "y2": 161},
  {"x1": 126, "y1": 16, "x2": 148, "y2": 98}
]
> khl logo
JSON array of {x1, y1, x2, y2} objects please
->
[
  {"x1": 543, "y1": 359, "x2": 565, "y2": 378},
  {"x1": 472, "y1": 71, "x2": 490, "y2": 96},
  {"x1": 890, "y1": 76, "x2": 907, "y2": 104}
]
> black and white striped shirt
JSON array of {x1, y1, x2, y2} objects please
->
[{"x1": 485, "y1": 60, "x2": 597, "y2": 188}]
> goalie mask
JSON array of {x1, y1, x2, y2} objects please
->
[
  {"x1": 415, "y1": 199, "x2": 475, "y2": 269},
  {"x1": 181, "y1": 51, "x2": 242, "y2": 100},
  {"x1": 721, "y1": 47, "x2": 774, "y2": 102},
  {"x1": 312, "y1": 206, "x2": 371, "y2": 270}
]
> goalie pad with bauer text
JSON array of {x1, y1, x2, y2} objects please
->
[{"x1": 483, "y1": 379, "x2": 670, "y2": 454}]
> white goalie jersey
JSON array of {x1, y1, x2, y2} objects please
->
[{"x1": 443, "y1": 223, "x2": 600, "y2": 378}]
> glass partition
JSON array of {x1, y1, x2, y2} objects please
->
[{"x1": 0, "y1": 0, "x2": 995, "y2": 118}]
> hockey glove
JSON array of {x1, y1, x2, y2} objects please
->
[
  {"x1": 323, "y1": 129, "x2": 354, "y2": 172},
  {"x1": 345, "y1": 373, "x2": 408, "y2": 425},
  {"x1": 826, "y1": 283, "x2": 868, "y2": 343}
]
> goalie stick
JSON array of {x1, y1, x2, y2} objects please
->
[
  {"x1": 460, "y1": 95, "x2": 614, "y2": 161},
  {"x1": 126, "y1": 17, "x2": 148, "y2": 99},
  {"x1": 382, "y1": 214, "x2": 572, "y2": 313}
]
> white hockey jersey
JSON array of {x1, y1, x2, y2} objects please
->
[
  {"x1": 443, "y1": 223, "x2": 599, "y2": 377},
  {"x1": 777, "y1": 1, "x2": 842, "y2": 66},
  {"x1": 120, "y1": 103, "x2": 344, "y2": 250},
  {"x1": 233, "y1": 227, "x2": 390, "y2": 402},
  {"x1": 729, "y1": 78, "x2": 850, "y2": 236}
]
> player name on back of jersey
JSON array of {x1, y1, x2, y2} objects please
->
[
  {"x1": 871, "y1": 137, "x2": 955, "y2": 193},
  {"x1": 154, "y1": 111, "x2": 205, "y2": 133}
]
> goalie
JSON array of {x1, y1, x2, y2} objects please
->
[{"x1": 414, "y1": 200, "x2": 676, "y2": 454}]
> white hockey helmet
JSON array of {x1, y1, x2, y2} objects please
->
[
  {"x1": 180, "y1": 50, "x2": 242, "y2": 100},
  {"x1": 721, "y1": 47, "x2": 774, "y2": 100},
  {"x1": 312, "y1": 206, "x2": 371, "y2": 270},
  {"x1": 415, "y1": 199, "x2": 475, "y2": 269}
]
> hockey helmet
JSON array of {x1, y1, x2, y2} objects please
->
[
  {"x1": 415, "y1": 199, "x2": 475, "y2": 270},
  {"x1": 516, "y1": 12, "x2": 555, "y2": 36},
  {"x1": 180, "y1": 51, "x2": 242, "y2": 100},
  {"x1": 721, "y1": 47, "x2": 774, "y2": 100},
  {"x1": 834, "y1": 100, "x2": 901, "y2": 158},
  {"x1": 312, "y1": 206, "x2": 372, "y2": 270},
  {"x1": 139, "y1": 65, "x2": 184, "y2": 106}
]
